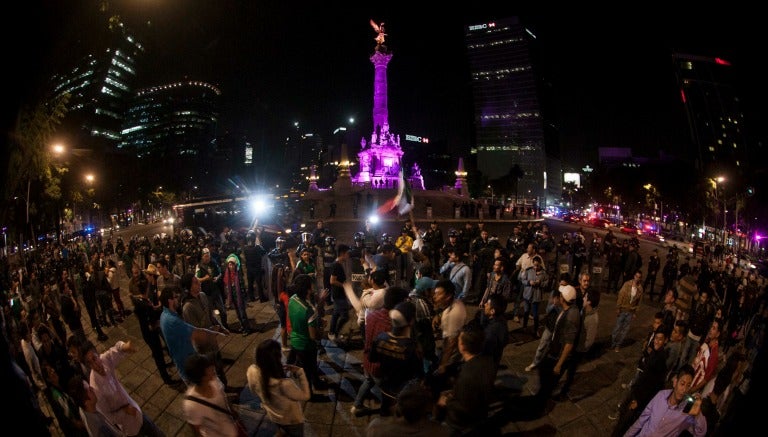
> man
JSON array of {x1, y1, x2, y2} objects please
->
[
  {"x1": 436, "y1": 325, "x2": 496, "y2": 434},
  {"x1": 196, "y1": 247, "x2": 227, "y2": 330},
  {"x1": 357, "y1": 269, "x2": 389, "y2": 341},
  {"x1": 181, "y1": 273, "x2": 229, "y2": 386},
  {"x1": 644, "y1": 249, "x2": 661, "y2": 300},
  {"x1": 310, "y1": 220, "x2": 329, "y2": 249},
  {"x1": 535, "y1": 284, "x2": 581, "y2": 410},
  {"x1": 611, "y1": 270, "x2": 644, "y2": 352},
  {"x1": 481, "y1": 293, "x2": 509, "y2": 369},
  {"x1": 665, "y1": 320, "x2": 689, "y2": 378},
  {"x1": 624, "y1": 365, "x2": 707, "y2": 436},
  {"x1": 423, "y1": 221, "x2": 444, "y2": 269},
  {"x1": 469, "y1": 228, "x2": 495, "y2": 301},
  {"x1": 431, "y1": 280, "x2": 467, "y2": 390},
  {"x1": 242, "y1": 230, "x2": 268, "y2": 302},
  {"x1": 513, "y1": 243, "x2": 539, "y2": 322},
  {"x1": 351, "y1": 287, "x2": 409, "y2": 416},
  {"x1": 439, "y1": 248, "x2": 472, "y2": 301},
  {"x1": 361, "y1": 220, "x2": 380, "y2": 254},
  {"x1": 129, "y1": 275, "x2": 177, "y2": 386},
  {"x1": 690, "y1": 319, "x2": 721, "y2": 394},
  {"x1": 440, "y1": 230, "x2": 461, "y2": 266},
  {"x1": 158, "y1": 285, "x2": 227, "y2": 385},
  {"x1": 556, "y1": 272, "x2": 598, "y2": 401},
  {"x1": 480, "y1": 256, "x2": 512, "y2": 306},
  {"x1": 367, "y1": 381, "x2": 450, "y2": 436},
  {"x1": 82, "y1": 264, "x2": 109, "y2": 342},
  {"x1": 286, "y1": 274, "x2": 323, "y2": 395},
  {"x1": 156, "y1": 257, "x2": 181, "y2": 291},
  {"x1": 328, "y1": 244, "x2": 351, "y2": 342},
  {"x1": 682, "y1": 288, "x2": 715, "y2": 370},
  {"x1": 81, "y1": 340, "x2": 164, "y2": 436},
  {"x1": 610, "y1": 328, "x2": 671, "y2": 435}
]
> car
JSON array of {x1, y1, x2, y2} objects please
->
[
  {"x1": 588, "y1": 217, "x2": 611, "y2": 228},
  {"x1": 620, "y1": 223, "x2": 642, "y2": 235},
  {"x1": 562, "y1": 213, "x2": 581, "y2": 223}
]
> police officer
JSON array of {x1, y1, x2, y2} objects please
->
[{"x1": 242, "y1": 230, "x2": 268, "y2": 302}]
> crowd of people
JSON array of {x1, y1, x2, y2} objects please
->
[{"x1": 1, "y1": 216, "x2": 766, "y2": 436}]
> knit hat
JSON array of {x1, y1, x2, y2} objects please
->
[
  {"x1": 558, "y1": 284, "x2": 577, "y2": 303},
  {"x1": 390, "y1": 301, "x2": 416, "y2": 328}
]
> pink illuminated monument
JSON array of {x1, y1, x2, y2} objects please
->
[{"x1": 351, "y1": 20, "x2": 425, "y2": 191}]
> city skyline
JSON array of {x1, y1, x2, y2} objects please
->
[{"x1": 5, "y1": 4, "x2": 766, "y2": 172}]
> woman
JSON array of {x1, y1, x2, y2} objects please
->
[
  {"x1": 182, "y1": 353, "x2": 241, "y2": 437},
  {"x1": 247, "y1": 339, "x2": 310, "y2": 437},
  {"x1": 222, "y1": 254, "x2": 253, "y2": 336}
]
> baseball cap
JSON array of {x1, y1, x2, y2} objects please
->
[
  {"x1": 414, "y1": 276, "x2": 438, "y2": 293},
  {"x1": 558, "y1": 285, "x2": 577, "y2": 303}
]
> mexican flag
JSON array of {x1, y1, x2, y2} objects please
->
[{"x1": 377, "y1": 168, "x2": 414, "y2": 215}]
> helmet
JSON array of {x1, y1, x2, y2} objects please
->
[
  {"x1": 325, "y1": 236, "x2": 336, "y2": 247},
  {"x1": 353, "y1": 231, "x2": 365, "y2": 243},
  {"x1": 380, "y1": 233, "x2": 392, "y2": 243},
  {"x1": 275, "y1": 236, "x2": 286, "y2": 249},
  {"x1": 448, "y1": 229, "x2": 458, "y2": 238},
  {"x1": 301, "y1": 232, "x2": 313, "y2": 245}
]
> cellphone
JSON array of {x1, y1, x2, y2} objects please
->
[{"x1": 682, "y1": 395, "x2": 695, "y2": 413}]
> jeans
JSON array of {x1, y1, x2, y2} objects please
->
[
  {"x1": 353, "y1": 373, "x2": 381, "y2": 408},
  {"x1": 611, "y1": 311, "x2": 634, "y2": 349},
  {"x1": 329, "y1": 297, "x2": 351, "y2": 335},
  {"x1": 532, "y1": 327, "x2": 553, "y2": 366},
  {"x1": 288, "y1": 343, "x2": 319, "y2": 393}
]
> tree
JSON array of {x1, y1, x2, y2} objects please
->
[{"x1": 2, "y1": 94, "x2": 69, "y2": 242}]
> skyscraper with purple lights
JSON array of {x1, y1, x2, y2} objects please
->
[{"x1": 465, "y1": 17, "x2": 551, "y2": 205}]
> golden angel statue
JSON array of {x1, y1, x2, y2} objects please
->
[{"x1": 370, "y1": 19, "x2": 386, "y2": 46}]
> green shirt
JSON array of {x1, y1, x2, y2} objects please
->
[{"x1": 288, "y1": 294, "x2": 317, "y2": 350}]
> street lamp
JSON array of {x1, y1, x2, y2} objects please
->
[
  {"x1": 715, "y1": 176, "x2": 727, "y2": 245},
  {"x1": 85, "y1": 174, "x2": 95, "y2": 228}
]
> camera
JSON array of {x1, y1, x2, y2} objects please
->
[{"x1": 682, "y1": 394, "x2": 696, "y2": 413}]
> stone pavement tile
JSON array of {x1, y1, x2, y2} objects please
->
[
  {"x1": 154, "y1": 410, "x2": 191, "y2": 437},
  {"x1": 330, "y1": 423, "x2": 368, "y2": 437},
  {"x1": 302, "y1": 422, "x2": 332, "y2": 437}
]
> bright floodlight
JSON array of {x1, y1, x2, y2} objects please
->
[
  {"x1": 368, "y1": 214, "x2": 379, "y2": 225},
  {"x1": 250, "y1": 197, "x2": 270, "y2": 216}
]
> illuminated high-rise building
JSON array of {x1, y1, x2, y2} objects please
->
[
  {"x1": 120, "y1": 80, "x2": 220, "y2": 158},
  {"x1": 672, "y1": 52, "x2": 748, "y2": 177},
  {"x1": 464, "y1": 17, "x2": 559, "y2": 205},
  {"x1": 50, "y1": 14, "x2": 145, "y2": 151}
]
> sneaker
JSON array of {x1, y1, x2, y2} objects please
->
[
  {"x1": 614, "y1": 347, "x2": 620, "y2": 353},
  {"x1": 525, "y1": 363, "x2": 537, "y2": 372},
  {"x1": 350, "y1": 405, "x2": 370, "y2": 417}
]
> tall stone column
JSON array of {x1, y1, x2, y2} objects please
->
[{"x1": 370, "y1": 49, "x2": 392, "y2": 136}]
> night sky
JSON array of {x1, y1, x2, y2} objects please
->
[{"x1": 4, "y1": 3, "x2": 766, "y2": 170}]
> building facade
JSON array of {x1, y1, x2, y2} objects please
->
[
  {"x1": 672, "y1": 52, "x2": 748, "y2": 177},
  {"x1": 50, "y1": 14, "x2": 145, "y2": 152},
  {"x1": 465, "y1": 17, "x2": 557, "y2": 206}
]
